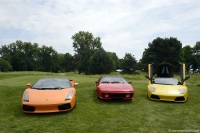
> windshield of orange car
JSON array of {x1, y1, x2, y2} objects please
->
[
  {"x1": 154, "y1": 78, "x2": 179, "y2": 85},
  {"x1": 32, "y1": 78, "x2": 72, "y2": 90},
  {"x1": 100, "y1": 77, "x2": 127, "y2": 83}
]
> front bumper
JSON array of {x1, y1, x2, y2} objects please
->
[
  {"x1": 22, "y1": 98, "x2": 76, "y2": 113},
  {"x1": 147, "y1": 91, "x2": 187, "y2": 102},
  {"x1": 99, "y1": 92, "x2": 134, "y2": 100}
]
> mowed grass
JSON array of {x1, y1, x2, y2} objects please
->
[{"x1": 0, "y1": 72, "x2": 199, "y2": 133}]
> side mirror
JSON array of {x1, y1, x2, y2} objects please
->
[
  {"x1": 70, "y1": 79, "x2": 79, "y2": 87},
  {"x1": 184, "y1": 76, "x2": 190, "y2": 82},
  {"x1": 128, "y1": 81, "x2": 132, "y2": 84},
  {"x1": 145, "y1": 75, "x2": 154, "y2": 84},
  {"x1": 145, "y1": 75, "x2": 150, "y2": 80},
  {"x1": 27, "y1": 83, "x2": 32, "y2": 88},
  {"x1": 74, "y1": 83, "x2": 79, "y2": 86}
]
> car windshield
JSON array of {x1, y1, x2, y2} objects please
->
[
  {"x1": 154, "y1": 78, "x2": 179, "y2": 85},
  {"x1": 32, "y1": 78, "x2": 72, "y2": 90},
  {"x1": 100, "y1": 76, "x2": 127, "y2": 83}
]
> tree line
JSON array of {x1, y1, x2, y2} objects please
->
[
  {"x1": 139, "y1": 37, "x2": 200, "y2": 73},
  {"x1": 0, "y1": 31, "x2": 199, "y2": 74}
]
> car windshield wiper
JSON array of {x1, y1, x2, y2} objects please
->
[
  {"x1": 52, "y1": 87, "x2": 65, "y2": 90},
  {"x1": 111, "y1": 81, "x2": 120, "y2": 83},
  {"x1": 156, "y1": 83, "x2": 173, "y2": 85},
  {"x1": 33, "y1": 88, "x2": 44, "y2": 90},
  {"x1": 101, "y1": 81, "x2": 110, "y2": 83},
  {"x1": 33, "y1": 87, "x2": 64, "y2": 90}
]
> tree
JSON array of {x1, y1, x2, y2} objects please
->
[
  {"x1": 51, "y1": 52, "x2": 60, "y2": 73},
  {"x1": 22, "y1": 42, "x2": 39, "y2": 71},
  {"x1": 59, "y1": 53, "x2": 74, "y2": 72},
  {"x1": 140, "y1": 37, "x2": 182, "y2": 72},
  {"x1": 121, "y1": 53, "x2": 137, "y2": 74},
  {"x1": 0, "y1": 41, "x2": 60, "y2": 72},
  {"x1": 0, "y1": 45, "x2": 12, "y2": 63},
  {"x1": 0, "y1": 40, "x2": 40, "y2": 71},
  {"x1": 192, "y1": 41, "x2": 200, "y2": 71},
  {"x1": 107, "y1": 52, "x2": 120, "y2": 71},
  {"x1": 1, "y1": 41, "x2": 27, "y2": 71},
  {"x1": 37, "y1": 45, "x2": 57, "y2": 72},
  {"x1": 88, "y1": 48, "x2": 113, "y2": 74},
  {"x1": 0, "y1": 58, "x2": 13, "y2": 71},
  {"x1": 180, "y1": 45, "x2": 194, "y2": 72},
  {"x1": 72, "y1": 31, "x2": 102, "y2": 74}
]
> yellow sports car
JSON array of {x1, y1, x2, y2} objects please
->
[
  {"x1": 145, "y1": 62, "x2": 190, "y2": 102},
  {"x1": 22, "y1": 78, "x2": 78, "y2": 113}
]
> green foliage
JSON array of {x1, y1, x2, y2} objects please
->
[
  {"x1": 140, "y1": 37, "x2": 182, "y2": 72},
  {"x1": 0, "y1": 72, "x2": 199, "y2": 133},
  {"x1": 88, "y1": 48, "x2": 113, "y2": 74},
  {"x1": 59, "y1": 53, "x2": 74, "y2": 72},
  {"x1": 0, "y1": 58, "x2": 13, "y2": 71},
  {"x1": 0, "y1": 41, "x2": 65, "y2": 72},
  {"x1": 121, "y1": 53, "x2": 137, "y2": 74},
  {"x1": 37, "y1": 45, "x2": 61, "y2": 72},
  {"x1": 0, "y1": 34, "x2": 199, "y2": 74},
  {"x1": 180, "y1": 45, "x2": 194, "y2": 72},
  {"x1": 107, "y1": 52, "x2": 120, "y2": 70},
  {"x1": 0, "y1": 41, "x2": 40, "y2": 71},
  {"x1": 192, "y1": 42, "x2": 200, "y2": 71},
  {"x1": 72, "y1": 31, "x2": 102, "y2": 74}
]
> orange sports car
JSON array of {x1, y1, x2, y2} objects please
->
[{"x1": 22, "y1": 78, "x2": 78, "y2": 113}]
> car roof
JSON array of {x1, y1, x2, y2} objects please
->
[{"x1": 101, "y1": 76, "x2": 123, "y2": 78}]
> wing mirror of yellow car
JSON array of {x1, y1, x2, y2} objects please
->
[
  {"x1": 27, "y1": 83, "x2": 32, "y2": 88},
  {"x1": 145, "y1": 75, "x2": 153, "y2": 84},
  {"x1": 145, "y1": 75, "x2": 150, "y2": 80},
  {"x1": 184, "y1": 76, "x2": 190, "y2": 82}
]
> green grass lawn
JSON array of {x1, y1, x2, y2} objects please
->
[{"x1": 0, "y1": 71, "x2": 199, "y2": 133}]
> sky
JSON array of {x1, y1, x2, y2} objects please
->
[{"x1": 0, "y1": 0, "x2": 200, "y2": 61}]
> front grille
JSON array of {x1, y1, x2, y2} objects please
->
[
  {"x1": 175, "y1": 97, "x2": 185, "y2": 101},
  {"x1": 150, "y1": 94, "x2": 160, "y2": 100},
  {"x1": 58, "y1": 103, "x2": 71, "y2": 110},
  {"x1": 23, "y1": 105, "x2": 35, "y2": 112},
  {"x1": 103, "y1": 93, "x2": 133, "y2": 98}
]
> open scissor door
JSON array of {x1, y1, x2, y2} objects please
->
[
  {"x1": 147, "y1": 63, "x2": 154, "y2": 84},
  {"x1": 179, "y1": 63, "x2": 190, "y2": 85}
]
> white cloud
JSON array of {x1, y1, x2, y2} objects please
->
[{"x1": 0, "y1": 0, "x2": 200, "y2": 60}]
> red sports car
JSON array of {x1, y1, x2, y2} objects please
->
[{"x1": 95, "y1": 76, "x2": 134, "y2": 100}]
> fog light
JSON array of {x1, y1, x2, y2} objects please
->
[
  {"x1": 105, "y1": 94, "x2": 109, "y2": 97},
  {"x1": 126, "y1": 94, "x2": 130, "y2": 97}
]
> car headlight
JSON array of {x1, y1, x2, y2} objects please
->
[
  {"x1": 126, "y1": 94, "x2": 131, "y2": 97},
  {"x1": 23, "y1": 91, "x2": 29, "y2": 102},
  {"x1": 150, "y1": 87, "x2": 156, "y2": 92},
  {"x1": 65, "y1": 90, "x2": 74, "y2": 100},
  {"x1": 178, "y1": 88, "x2": 185, "y2": 94},
  {"x1": 105, "y1": 94, "x2": 109, "y2": 97}
]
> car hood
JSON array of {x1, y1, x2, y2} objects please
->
[
  {"x1": 24, "y1": 88, "x2": 74, "y2": 103},
  {"x1": 98, "y1": 83, "x2": 134, "y2": 92},
  {"x1": 149, "y1": 84, "x2": 187, "y2": 95}
]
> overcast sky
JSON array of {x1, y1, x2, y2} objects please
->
[{"x1": 0, "y1": 0, "x2": 199, "y2": 61}]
